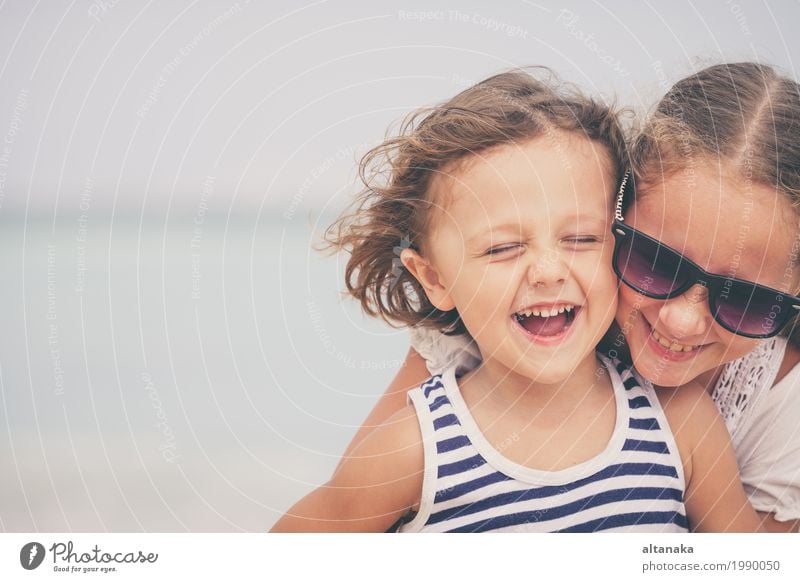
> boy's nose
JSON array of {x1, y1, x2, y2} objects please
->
[
  {"x1": 527, "y1": 250, "x2": 567, "y2": 288},
  {"x1": 654, "y1": 284, "x2": 712, "y2": 340}
]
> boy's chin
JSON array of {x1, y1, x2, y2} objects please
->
[{"x1": 504, "y1": 356, "x2": 586, "y2": 385}]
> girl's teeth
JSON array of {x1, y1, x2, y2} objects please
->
[{"x1": 652, "y1": 328, "x2": 697, "y2": 352}]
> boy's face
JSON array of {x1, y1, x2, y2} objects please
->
[{"x1": 424, "y1": 133, "x2": 619, "y2": 384}]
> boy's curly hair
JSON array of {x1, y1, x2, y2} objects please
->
[{"x1": 323, "y1": 68, "x2": 629, "y2": 336}]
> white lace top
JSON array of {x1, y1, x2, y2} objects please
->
[{"x1": 408, "y1": 326, "x2": 800, "y2": 522}]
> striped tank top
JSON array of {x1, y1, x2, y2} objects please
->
[{"x1": 397, "y1": 355, "x2": 688, "y2": 532}]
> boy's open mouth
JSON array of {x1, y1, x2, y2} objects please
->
[{"x1": 512, "y1": 304, "x2": 579, "y2": 338}]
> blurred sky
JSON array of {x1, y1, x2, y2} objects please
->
[{"x1": 0, "y1": 0, "x2": 798, "y2": 219}]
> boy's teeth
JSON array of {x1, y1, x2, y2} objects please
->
[
  {"x1": 516, "y1": 305, "x2": 576, "y2": 318},
  {"x1": 652, "y1": 328, "x2": 698, "y2": 352}
]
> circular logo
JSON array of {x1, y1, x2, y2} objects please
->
[{"x1": 20, "y1": 542, "x2": 46, "y2": 570}]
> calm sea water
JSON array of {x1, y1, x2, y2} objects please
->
[{"x1": 0, "y1": 210, "x2": 408, "y2": 531}]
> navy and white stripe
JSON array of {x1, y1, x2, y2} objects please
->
[{"x1": 398, "y1": 355, "x2": 688, "y2": 533}]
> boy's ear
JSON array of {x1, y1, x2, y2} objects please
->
[{"x1": 400, "y1": 248, "x2": 456, "y2": 312}]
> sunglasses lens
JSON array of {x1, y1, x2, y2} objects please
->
[
  {"x1": 714, "y1": 280, "x2": 789, "y2": 337},
  {"x1": 616, "y1": 229, "x2": 690, "y2": 297}
]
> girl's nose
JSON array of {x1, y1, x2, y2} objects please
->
[
  {"x1": 654, "y1": 284, "x2": 712, "y2": 340},
  {"x1": 527, "y1": 250, "x2": 567, "y2": 288}
]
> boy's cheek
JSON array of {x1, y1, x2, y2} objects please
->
[{"x1": 587, "y1": 276, "x2": 620, "y2": 315}]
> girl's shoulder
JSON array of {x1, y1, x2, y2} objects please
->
[
  {"x1": 744, "y1": 340, "x2": 800, "y2": 427},
  {"x1": 775, "y1": 341, "x2": 800, "y2": 385},
  {"x1": 599, "y1": 354, "x2": 715, "y2": 418},
  {"x1": 706, "y1": 337, "x2": 800, "y2": 437}
]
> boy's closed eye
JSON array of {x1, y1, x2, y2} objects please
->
[
  {"x1": 562, "y1": 235, "x2": 605, "y2": 246},
  {"x1": 484, "y1": 244, "x2": 524, "y2": 256}
]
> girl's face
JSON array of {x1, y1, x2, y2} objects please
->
[
  {"x1": 617, "y1": 164, "x2": 800, "y2": 388},
  {"x1": 423, "y1": 133, "x2": 618, "y2": 385}
]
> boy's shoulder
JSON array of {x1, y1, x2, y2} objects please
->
[
  {"x1": 600, "y1": 355, "x2": 718, "y2": 426},
  {"x1": 381, "y1": 401, "x2": 423, "y2": 438},
  {"x1": 654, "y1": 381, "x2": 718, "y2": 428},
  {"x1": 412, "y1": 371, "x2": 448, "y2": 397},
  {"x1": 329, "y1": 401, "x2": 425, "y2": 518},
  {"x1": 654, "y1": 381, "x2": 722, "y2": 483}
]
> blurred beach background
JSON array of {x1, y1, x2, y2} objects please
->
[{"x1": 1, "y1": 0, "x2": 798, "y2": 531}]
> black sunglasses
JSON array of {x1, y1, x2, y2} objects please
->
[{"x1": 611, "y1": 172, "x2": 800, "y2": 339}]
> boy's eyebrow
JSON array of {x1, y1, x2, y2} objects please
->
[
  {"x1": 466, "y1": 222, "x2": 523, "y2": 242},
  {"x1": 467, "y1": 214, "x2": 608, "y2": 243},
  {"x1": 466, "y1": 222, "x2": 542, "y2": 246}
]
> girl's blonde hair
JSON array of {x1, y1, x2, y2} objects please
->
[
  {"x1": 324, "y1": 68, "x2": 628, "y2": 335},
  {"x1": 630, "y1": 62, "x2": 800, "y2": 345}
]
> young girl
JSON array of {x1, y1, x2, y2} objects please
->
[
  {"x1": 271, "y1": 70, "x2": 761, "y2": 532},
  {"x1": 347, "y1": 63, "x2": 800, "y2": 532}
]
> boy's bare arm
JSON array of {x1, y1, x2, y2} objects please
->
[
  {"x1": 659, "y1": 384, "x2": 763, "y2": 532},
  {"x1": 271, "y1": 404, "x2": 424, "y2": 532}
]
